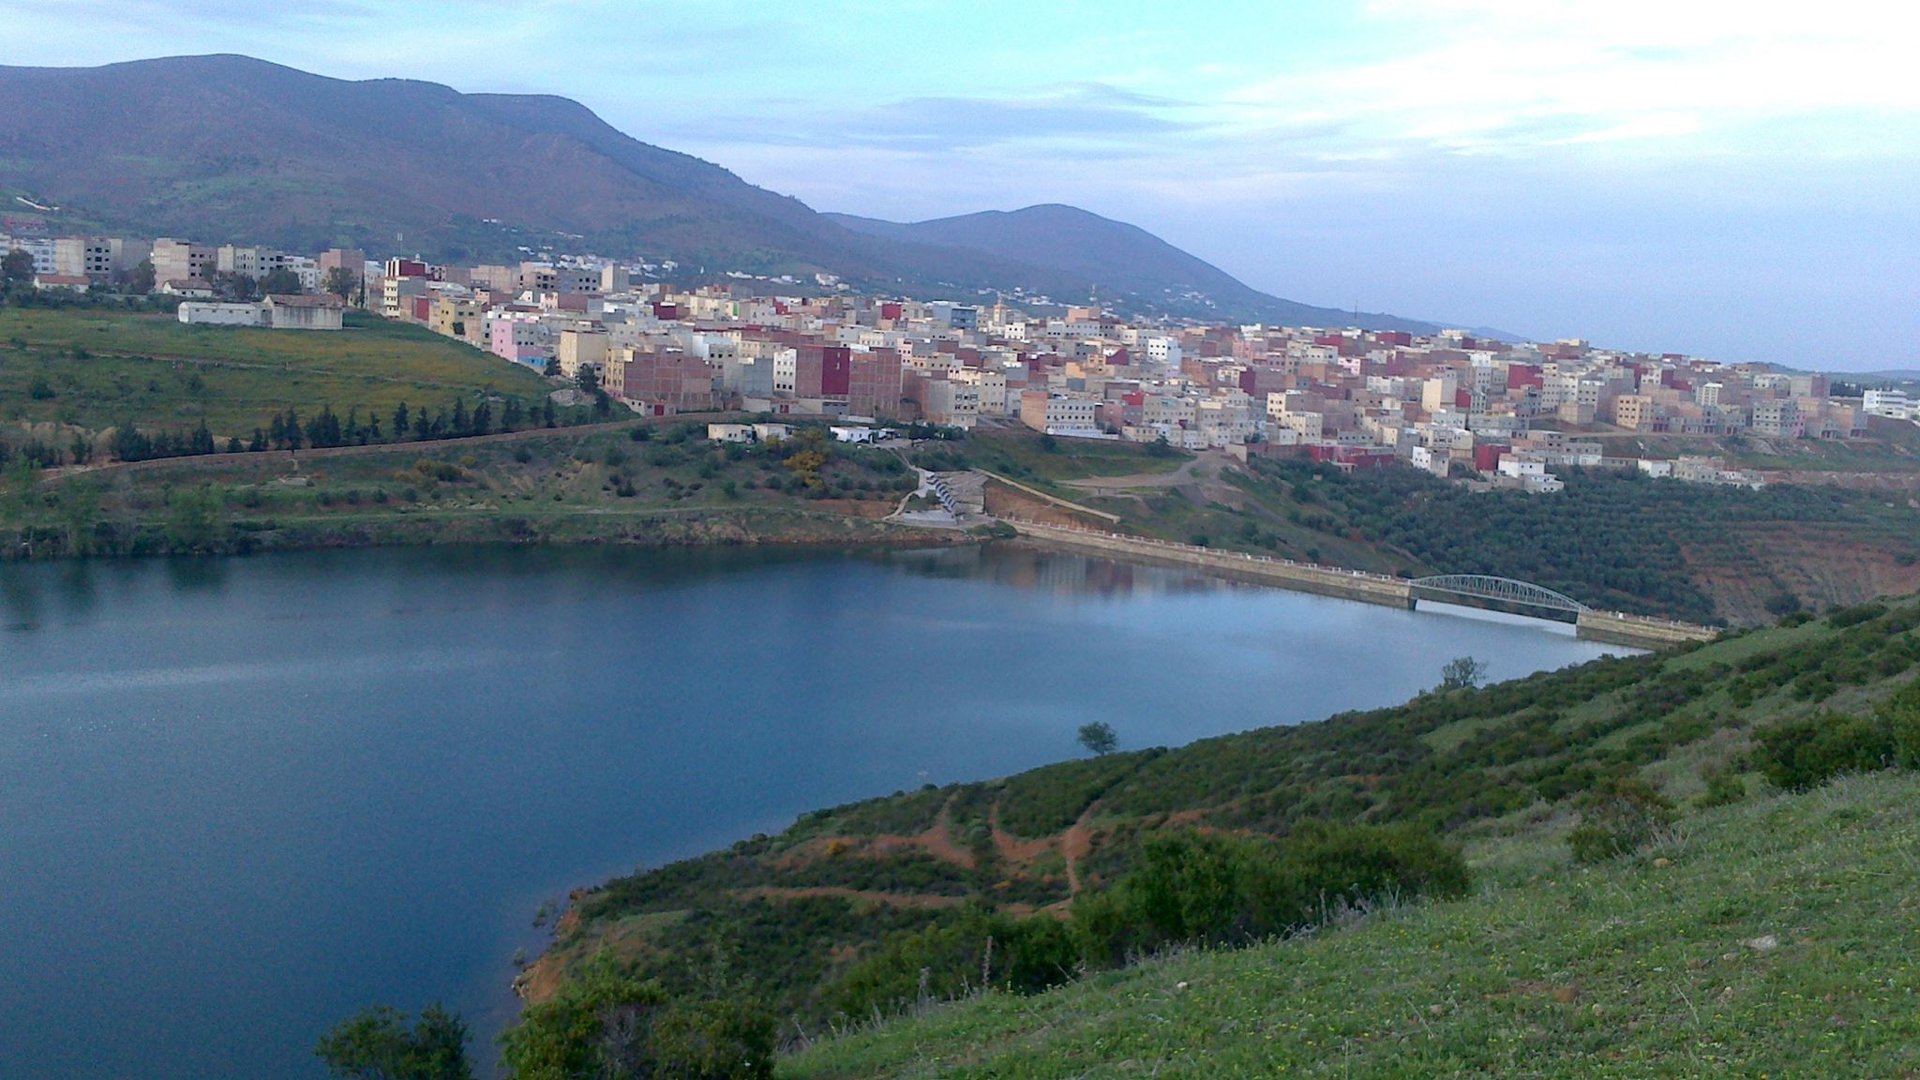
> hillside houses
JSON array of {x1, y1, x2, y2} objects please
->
[{"x1": 2, "y1": 228, "x2": 1898, "y2": 490}]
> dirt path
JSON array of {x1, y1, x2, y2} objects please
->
[
  {"x1": 988, "y1": 801, "x2": 1057, "y2": 864},
  {"x1": 734, "y1": 886, "x2": 965, "y2": 909},
  {"x1": 919, "y1": 799, "x2": 976, "y2": 869},
  {"x1": 1061, "y1": 800, "x2": 1101, "y2": 895},
  {"x1": 1059, "y1": 453, "x2": 1217, "y2": 493},
  {"x1": 774, "y1": 797, "x2": 978, "y2": 873}
]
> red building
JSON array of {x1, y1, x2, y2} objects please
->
[
  {"x1": 848, "y1": 348, "x2": 904, "y2": 418},
  {"x1": 622, "y1": 351, "x2": 718, "y2": 413}
]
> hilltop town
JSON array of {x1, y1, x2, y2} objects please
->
[{"x1": 6, "y1": 231, "x2": 1918, "y2": 495}]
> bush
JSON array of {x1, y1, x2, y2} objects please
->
[
  {"x1": 1073, "y1": 824, "x2": 1468, "y2": 965},
  {"x1": 1567, "y1": 776, "x2": 1675, "y2": 863},
  {"x1": 501, "y1": 954, "x2": 773, "y2": 1080},
  {"x1": 827, "y1": 906, "x2": 1079, "y2": 1018},
  {"x1": 1693, "y1": 765, "x2": 1747, "y2": 809},
  {"x1": 1751, "y1": 712, "x2": 1895, "y2": 792}
]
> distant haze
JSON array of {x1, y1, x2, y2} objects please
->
[{"x1": 4, "y1": 0, "x2": 1916, "y2": 370}]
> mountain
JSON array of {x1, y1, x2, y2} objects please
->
[
  {"x1": 826, "y1": 205, "x2": 1429, "y2": 330},
  {"x1": 0, "y1": 54, "x2": 1439, "y2": 329}
]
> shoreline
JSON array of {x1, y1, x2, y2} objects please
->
[{"x1": 2, "y1": 504, "x2": 988, "y2": 563}]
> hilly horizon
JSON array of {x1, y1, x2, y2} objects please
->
[{"x1": 0, "y1": 54, "x2": 1447, "y2": 331}]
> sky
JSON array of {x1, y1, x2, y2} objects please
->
[{"x1": 8, "y1": 0, "x2": 1919, "y2": 370}]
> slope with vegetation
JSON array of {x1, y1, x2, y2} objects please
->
[
  {"x1": 496, "y1": 597, "x2": 1920, "y2": 1079},
  {"x1": 790, "y1": 767, "x2": 1920, "y2": 1078},
  {"x1": 960, "y1": 426, "x2": 1920, "y2": 626},
  {"x1": 0, "y1": 304, "x2": 550, "y2": 447},
  {"x1": 0, "y1": 417, "x2": 945, "y2": 560}
]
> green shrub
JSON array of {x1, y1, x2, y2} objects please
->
[
  {"x1": 827, "y1": 906, "x2": 1079, "y2": 1019},
  {"x1": 1752, "y1": 713, "x2": 1895, "y2": 792},
  {"x1": 1693, "y1": 765, "x2": 1747, "y2": 809},
  {"x1": 1884, "y1": 682, "x2": 1920, "y2": 768},
  {"x1": 1567, "y1": 776, "x2": 1676, "y2": 863},
  {"x1": 1073, "y1": 824, "x2": 1468, "y2": 965},
  {"x1": 500, "y1": 954, "x2": 773, "y2": 1080},
  {"x1": 647, "y1": 997, "x2": 775, "y2": 1080}
]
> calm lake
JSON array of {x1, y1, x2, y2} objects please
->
[{"x1": 0, "y1": 544, "x2": 1625, "y2": 1079}]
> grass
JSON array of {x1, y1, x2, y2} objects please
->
[
  {"x1": 0, "y1": 306, "x2": 550, "y2": 436},
  {"x1": 786, "y1": 770, "x2": 1920, "y2": 1078},
  {"x1": 963, "y1": 426, "x2": 1190, "y2": 484}
]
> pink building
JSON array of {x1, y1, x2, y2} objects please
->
[{"x1": 487, "y1": 312, "x2": 548, "y2": 366}]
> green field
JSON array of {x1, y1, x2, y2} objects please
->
[
  {"x1": 0, "y1": 306, "x2": 550, "y2": 437},
  {"x1": 959, "y1": 424, "x2": 1191, "y2": 483}
]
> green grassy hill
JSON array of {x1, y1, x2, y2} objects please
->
[
  {"x1": 788, "y1": 767, "x2": 1920, "y2": 1078},
  {"x1": 0, "y1": 306, "x2": 550, "y2": 439},
  {"x1": 518, "y1": 596, "x2": 1920, "y2": 1067}
]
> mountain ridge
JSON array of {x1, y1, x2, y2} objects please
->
[
  {"x1": 825, "y1": 204, "x2": 1432, "y2": 330},
  {"x1": 1, "y1": 53, "x2": 1442, "y2": 330}
]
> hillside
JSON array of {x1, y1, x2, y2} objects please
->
[
  {"x1": 790, "y1": 768, "x2": 1920, "y2": 1077},
  {"x1": 518, "y1": 596, "x2": 1920, "y2": 1050},
  {"x1": 827, "y1": 205, "x2": 1436, "y2": 332},
  {"x1": 0, "y1": 306, "x2": 550, "y2": 438},
  {"x1": 955, "y1": 427, "x2": 1920, "y2": 626},
  {"x1": 0, "y1": 55, "x2": 1437, "y2": 327}
]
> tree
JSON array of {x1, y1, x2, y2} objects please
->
[
  {"x1": 260, "y1": 267, "x2": 302, "y2": 296},
  {"x1": 2, "y1": 248, "x2": 34, "y2": 286},
  {"x1": 1439, "y1": 656, "x2": 1488, "y2": 692},
  {"x1": 500, "y1": 955, "x2": 771, "y2": 1080},
  {"x1": 544, "y1": 356, "x2": 563, "y2": 378},
  {"x1": 392, "y1": 402, "x2": 410, "y2": 442},
  {"x1": 163, "y1": 486, "x2": 223, "y2": 553},
  {"x1": 322, "y1": 267, "x2": 359, "y2": 302},
  {"x1": 212, "y1": 271, "x2": 258, "y2": 302},
  {"x1": 128, "y1": 258, "x2": 156, "y2": 295},
  {"x1": 1077, "y1": 721, "x2": 1119, "y2": 756},
  {"x1": 316, "y1": 1004, "x2": 473, "y2": 1080}
]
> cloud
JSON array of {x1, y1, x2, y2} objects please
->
[
  {"x1": 658, "y1": 82, "x2": 1207, "y2": 152},
  {"x1": 1218, "y1": 0, "x2": 1920, "y2": 158}
]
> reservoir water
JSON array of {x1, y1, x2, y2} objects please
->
[{"x1": 0, "y1": 544, "x2": 1624, "y2": 1079}]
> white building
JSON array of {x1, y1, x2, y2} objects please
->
[
  {"x1": 1863, "y1": 389, "x2": 1914, "y2": 419},
  {"x1": 177, "y1": 301, "x2": 263, "y2": 327}
]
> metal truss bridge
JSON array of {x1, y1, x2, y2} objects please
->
[{"x1": 1409, "y1": 574, "x2": 1592, "y2": 618}]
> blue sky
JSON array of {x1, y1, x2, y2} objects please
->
[{"x1": 9, "y1": 0, "x2": 1918, "y2": 369}]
